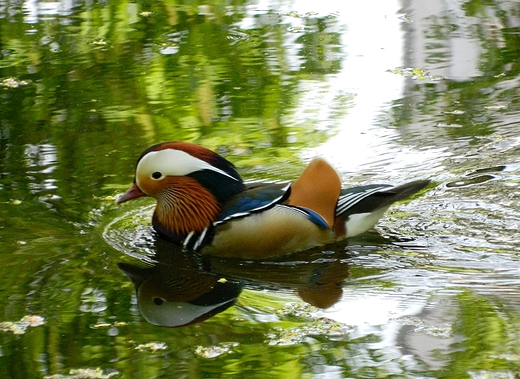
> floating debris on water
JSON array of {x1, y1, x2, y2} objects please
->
[
  {"x1": 91, "y1": 321, "x2": 128, "y2": 329},
  {"x1": 43, "y1": 368, "x2": 119, "y2": 379},
  {"x1": 276, "y1": 302, "x2": 318, "y2": 318},
  {"x1": 282, "y1": 11, "x2": 319, "y2": 18},
  {"x1": 287, "y1": 26, "x2": 309, "y2": 33},
  {"x1": 399, "y1": 14, "x2": 414, "y2": 23},
  {"x1": 88, "y1": 38, "x2": 109, "y2": 47},
  {"x1": 443, "y1": 110, "x2": 466, "y2": 115},
  {"x1": 435, "y1": 123, "x2": 464, "y2": 128},
  {"x1": 266, "y1": 317, "x2": 354, "y2": 346},
  {"x1": 485, "y1": 104, "x2": 507, "y2": 110},
  {"x1": 387, "y1": 67, "x2": 443, "y2": 81},
  {"x1": 195, "y1": 342, "x2": 239, "y2": 358},
  {"x1": 0, "y1": 315, "x2": 45, "y2": 335},
  {"x1": 135, "y1": 341, "x2": 168, "y2": 352},
  {"x1": 392, "y1": 316, "x2": 453, "y2": 338},
  {"x1": 1, "y1": 77, "x2": 31, "y2": 88}
]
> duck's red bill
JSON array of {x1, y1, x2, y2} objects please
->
[{"x1": 115, "y1": 183, "x2": 146, "y2": 204}]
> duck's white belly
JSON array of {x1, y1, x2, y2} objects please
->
[{"x1": 202, "y1": 205, "x2": 335, "y2": 259}]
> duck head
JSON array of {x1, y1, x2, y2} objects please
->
[{"x1": 116, "y1": 142, "x2": 245, "y2": 241}]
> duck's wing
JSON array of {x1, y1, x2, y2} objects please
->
[
  {"x1": 183, "y1": 159, "x2": 342, "y2": 252},
  {"x1": 335, "y1": 180, "x2": 430, "y2": 218},
  {"x1": 215, "y1": 181, "x2": 291, "y2": 222},
  {"x1": 182, "y1": 182, "x2": 291, "y2": 251},
  {"x1": 216, "y1": 157, "x2": 343, "y2": 229},
  {"x1": 334, "y1": 180, "x2": 430, "y2": 238}
]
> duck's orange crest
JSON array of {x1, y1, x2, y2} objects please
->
[{"x1": 288, "y1": 158, "x2": 341, "y2": 229}]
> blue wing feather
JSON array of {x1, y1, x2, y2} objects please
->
[
  {"x1": 293, "y1": 206, "x2": 330, "y2": 229},
  {"x1": 216, "y1": 182, "x2": 291, "y2": 222}
]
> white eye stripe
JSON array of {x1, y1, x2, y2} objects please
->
[{"x1": 136, "y1": 149, "x2": 238, "y2": 185}]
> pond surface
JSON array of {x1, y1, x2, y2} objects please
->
[{"x1": 2, "y1": 0, "x2": 520, "y2": 378}]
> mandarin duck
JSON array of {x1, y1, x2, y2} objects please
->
[{"x1": 116, "y1": 141, "x2": 429, "y2": 259}]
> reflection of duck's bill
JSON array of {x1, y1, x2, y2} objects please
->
[
  {"x1": 118, "y1": 262, "x2": 148, "y2": 287},
  {"x1": 143, "y1": 299, "x2": 238, "y2": 327}
]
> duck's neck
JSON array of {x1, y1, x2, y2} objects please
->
[{"x1": 152, "y1": 182, "x2": 221, "y2": 243}]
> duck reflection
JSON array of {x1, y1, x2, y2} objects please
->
[{"x1": 119, "y1": 238, "x2": 350, "y2": 327}]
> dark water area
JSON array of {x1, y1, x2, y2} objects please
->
[{"x1": 1, "y1": 1, "x2": 520, "y2": 378}]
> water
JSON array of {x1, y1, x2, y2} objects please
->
[{"x1": 1, "y1": 0, "x2": 520, "y2": 378}]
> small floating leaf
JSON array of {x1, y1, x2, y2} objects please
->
[
  {"x1": 276, "y1": 302, "x2": 317, "y2": 317},
  {"x1": 135, "y1": 342, "x2": 167, "y2": 352},
  {"x1": 0, "y1": 315, "x2": 45, "y2": 334},
  {"x1": 21, "y1": 315, "x2": 45, "y2": 327},
  {"x1": 91, "y1": 323, "x2": 112, "y2": 329},
  {"x1": 44, "y1": 367, "x2": 119, "y2": 379},
  {"x1": 392, "y1": 316, "x2": 452, "y2": 338},
  {"x1": 1, "y1": 77, "x2": 31, "y2": 88},
  {"x1": 443, "y1": 110, "x2": 465, "y2": 115},
  {"x1": 485, "y1": 104, "x2": 507, "y2": 110},
  {"x1": 195, "y1": 342, "x2": 238, "y2": 358},
  {"x1": 435, "y1": 123, "x2": 463, "y2": 128},
  {"x1": 399, "y1": 14, "x2": 414, "y2": 23},
  {"x1": 266, "y1": 318, "x2": 353, "y2": 346},
  {"x1": 88, "y1": 38, "x2": 109, "y2": 47},
  {"x1": 287, "y1": 26, "x2": 308, "y2": 33},
  {"x1": 387, "y1": 67, "x2": 443, "y2": 81}
]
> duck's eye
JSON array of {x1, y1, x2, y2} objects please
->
[
  {"x1": 153, "y1": 297, "x2": 164, "y2": 305},
  {"x1": 151, "y1": 171, "x2": 163, "y2": 180}
]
